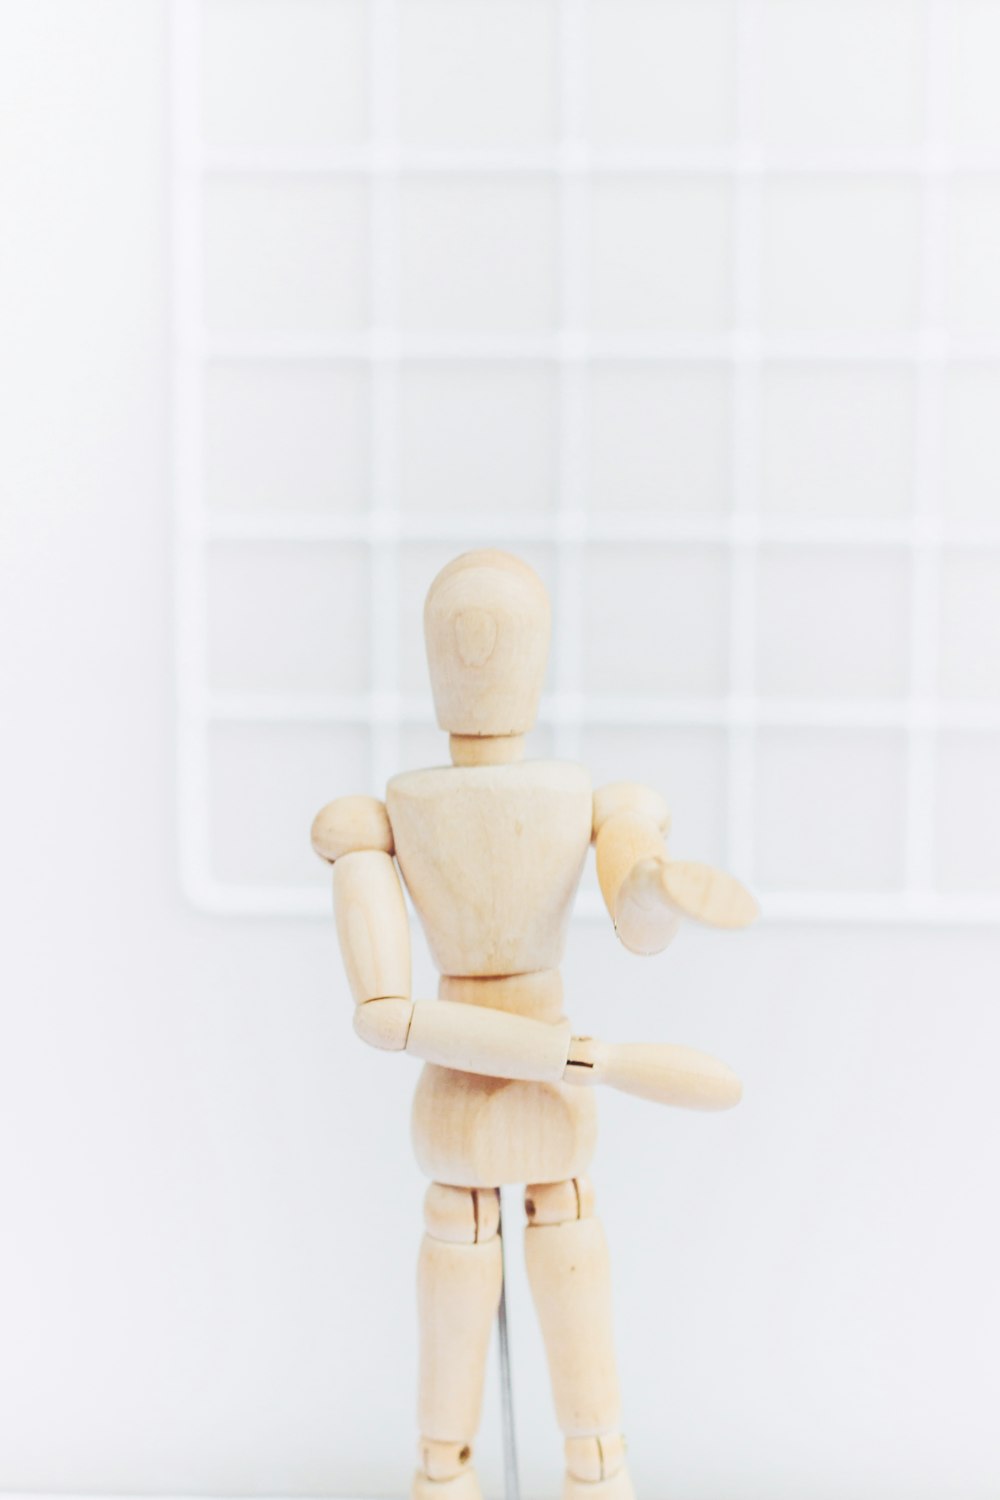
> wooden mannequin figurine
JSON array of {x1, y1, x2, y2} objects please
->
[{"x1": 311, "y1": 550, "x2": 758, "y2": 1500}]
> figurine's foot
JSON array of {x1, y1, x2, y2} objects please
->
[
  {"x1": 412, "y1": 1471, "x2": 481, "y2": 1500},
  {"x1": 564, "y1": 1469, "x2": 635, "y2": 1500}
]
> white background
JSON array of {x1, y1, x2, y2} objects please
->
[{"x1": 2, "y1": 3, "x2": 1000, "y2": 1498}]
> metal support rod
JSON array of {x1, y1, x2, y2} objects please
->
[{"x1": 497, "y1": 1190, "x2": 521, "y2": 1500}]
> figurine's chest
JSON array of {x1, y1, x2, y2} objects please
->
[{"x1": 386, "y1": 760, "x2": 592, "y2": 977}]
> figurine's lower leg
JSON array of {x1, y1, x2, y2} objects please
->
[
  {"x1": 413, "y1": 1183, "x2": 502, "y2": 1500},
  {"x1": 524, "y1": 1178, "x2": 634, "y2": 1500}
]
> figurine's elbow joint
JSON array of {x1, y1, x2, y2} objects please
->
[{"x1": 353, "y1": 997, "x2": 413, "y2": 1051}]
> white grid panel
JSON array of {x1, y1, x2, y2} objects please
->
[{"x1": 171, "y1": 0, "x2": 1000, "y2": 924}]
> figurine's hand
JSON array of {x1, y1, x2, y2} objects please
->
[
  {"x1": 563, "y1": 1034, "x2": 741, "y2": 1111},
  {"x1": 615, "y1": 856, "x2": 759, "y2": 955}
]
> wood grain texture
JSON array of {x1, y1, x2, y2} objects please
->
[
  {"x1": 332, "y1": 849, "x2": 411, "y2": 1004},
  {"x1": 564, "y1": 1469, "x2": 635, "y2": 1500},
  {"x1": 387, "y1": 760, "x2": 592, "y2": 977},
  {"x1": 412, "y1": 1466, "x2": 482, "y2": 1500},
  {"x1": 592, "y1": 781, "x2": 671, "y2": 840},
  {"x1": 310, "y1": 794, "x2": 393, "y2": 862},
  {"x1": 525, "y1": 1211, "x2": 622, "y2": 1438},
  {"x1": 411, "y1": 1066, "x2": 598, "y2": 1188},
  {"x1": 438, "y1": 969, "x2": 564, "y2": 1024},
  {"x1": 595, "y1": 809, "x2": 668, "y2": 917},
  {"x1": 418, "y1": 1436, "x2": 477, "y2": 1481},
  {"x1": 448, "y1": 732, "x2": 525, "y2": 766},
  {"x1": 565, "y1": 1036, "x2": 742, "y2": 1110},
  {"x1": 407, "y1": 1000, "x2": 571, "y2": 1082},
  {"x1": 525, "y1": 1175, "x2": 595, "y2": 1226},
  {"x1": 424, "y1": 550, "x2": 550, "y2": 736},
  {"x1": 353, "y1": 997, "x2": 413, "y2": 1050},
  {"x1": 423, "y1": 1183, "x2": 500, "y2": 1245},
  {"x1": 565, "y1": 1433, "x2": 628, "y2": 1482},
  {"x1": 417, "y1": 1231, "x2": 502, "y2": 1443}
]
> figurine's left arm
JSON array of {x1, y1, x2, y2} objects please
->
[{"x1": 592, "y1": 782, "x2": 759, "y2": 955}]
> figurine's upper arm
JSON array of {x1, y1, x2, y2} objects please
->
[
  {"x1": 311, "y1": 796, "x2": 410, "y2": 1005},
  {"x1": 592, "y1": 782, "x2": 676, "y2": 953}
]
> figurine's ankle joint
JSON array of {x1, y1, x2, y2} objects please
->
[
  {"x1": 417, "y1": 1436, "x2": 474, "y2": 1481},
  {"x1": 565, "y1": 1433, "x2": 628, "y2": 1482},
  {"x1": 524, "y1": 1176, "x2": 595, "y2": 1226},
  {"x1": 423, "y1": 1183, "x2": 500, "y2": 1244}
]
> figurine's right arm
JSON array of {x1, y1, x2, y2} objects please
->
[
  {"x1": 310, "y1": 796, "x2": 740, "y2": 1110},
  {"x1": 311, "y1": 794, "x2": 411, "y2": 1010},
  {"x1": 311, "y1": 795, "x2": 570, "y2": 1080}
]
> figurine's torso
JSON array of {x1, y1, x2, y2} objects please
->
[
  {"x1": 386, "y1": 759, "x2": 592, "y2": 979},
  {"x1": 387, "y1": 758, "x2": 597, "y2": 1187}
]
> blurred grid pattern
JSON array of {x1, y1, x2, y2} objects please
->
[{"x1": 171, "y1": 0, "x2": 1000, "y2": 922}]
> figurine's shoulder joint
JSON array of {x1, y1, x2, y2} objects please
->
[
  {"x1": 591, "y1": 781, "x2": 671, "y2": 842},
  {"x1": 311, "y1": 794, "x2": 394, "y2": 864}
]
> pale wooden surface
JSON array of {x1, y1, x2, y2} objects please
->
[
  {"x1": 407, "y1": 1000, "x2": 572, "y2": 1082},
  {"x1": 332, "y1": 849, "x2": 410, "y2": 1004},
  {"x1": 438, "y1": 969, "x2": 565, "y2": 1023},
  {"x1": 565, "y1": 1036, "x2": 743, "y2": 1111},
  {"x1": 423, "y1": 549, "x2": 550, "y2": 737},
  {"x1": 591, "y1": 780, "x2": 671, "y2": 839},
  {"x1": 448, "y1": 732, "x2": 525, "y2": 766},
  {"x1": 411, "y1": 1066, "x2": 599, "y2": 1189},
  {"x1": 525, "y1": 1212, "x2": 622, "y2": 1438},
  {"x1": 310, "y1": 794, "x2": 394, "y2": 863},
  {"x1": 386, "y1": 760, "x2": 593, "y2": 977}
]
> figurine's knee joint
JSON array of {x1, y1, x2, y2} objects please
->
[
  {"x1": 524, "y1": 1176, "x2": 595, "y2": 1225},
  {"x1": 423, "y1": 1183, "x2": 500, "y2": 1244},
  {"x1": 565, "y1": 1434, "x2": 628, "y2": 1482},
  {"x1": 417, "y1": 1436, "x2": 475, "y2": 1482}
]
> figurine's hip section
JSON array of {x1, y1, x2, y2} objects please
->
[{"x1": 411, "y1": 1063, "x2": 598, "y2": 1188}]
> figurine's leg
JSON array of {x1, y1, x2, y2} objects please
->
[
  {"x1": 524, "y1": 1178, "x2": 634, "y2": 1500},
  {"x1": 414, "y1": 1182, "x2": 503, "y2": 1500}
]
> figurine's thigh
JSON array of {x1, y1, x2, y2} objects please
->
[
  {"x1": 414, "y1": 1183, "x2": 502, "y2": 1500},
  {"x1": 412, "y1": 1064, "x2": 598, "y2": 1187},
  {"x1": 524, "y1": 1178, "x2": 634, "y2": 1500}
]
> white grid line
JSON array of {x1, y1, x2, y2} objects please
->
[
  {"x1": 903, "y1": 0, "x2": 948, "y2": 894},
  {"x1": 199, "y1": 331, "x2": 1000, "y2": 361},
  {"x1": 171, "y1": 0, "x2": 214, "y2": 912},
  {"x1": 366, "y1": 0, "x2": 402, "y2": 795},
  {"x1": 725, "y1": 0, "x2": 762, "y2": 881},
  {"x1": 203, "y1": 511, "x2": 1000, "y2": 549},
  {"x1": 171, "y1": 0, "x2": 1000, "y2": 926},
  {"x1": 551, "y1": 0, "x2": 590, "y2": 762},
  {"x1": 200, "y1": 146, "x2": 1000, "y2": 176}
]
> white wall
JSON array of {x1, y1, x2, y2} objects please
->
[{"x1": 1, "y1": 4, "x2": 999, "y2": 1498}]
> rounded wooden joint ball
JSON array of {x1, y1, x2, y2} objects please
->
[{"x1": 310, "y1": 795, "x2": 393, "y2": 863}]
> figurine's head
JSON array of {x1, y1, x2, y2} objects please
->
[{"x1": 424, "y1": 550, "x2": 550, "y2": 738}]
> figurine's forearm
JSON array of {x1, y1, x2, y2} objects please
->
[
  {"x1": 355, "y1": 997, "x2": 571, "y2": 1083},
  {"x1": 353, "y1": 1000, "x2": 742, "y2": 1110},
  {"x1": 593, "y1": 783, "x2": 678, "y2": 955}
]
